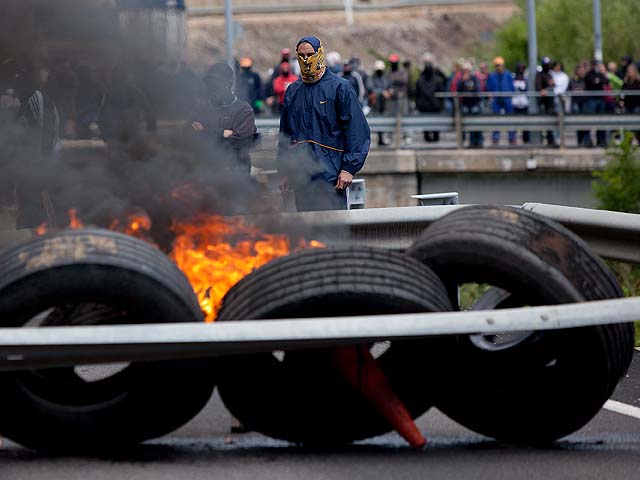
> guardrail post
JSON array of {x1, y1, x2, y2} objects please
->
[
  {"x1": 558, "y1": 95, "x2": 566, "y2": 149},
  {"x1": 394, "y1": 93, "x2": 403, "y2": 150},
  {"x1": 453, "y1": 94, "x2": 463, "y2": 148}
]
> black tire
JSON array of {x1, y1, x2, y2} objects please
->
[
  {"x1": 406, "y1": 205, "x2": 634, "y2": 444},
  {"x1": 216, "y1": 246, "x2": 453, "y2": 444},
  {"x1": 0, "y1": 228, "x2": 215, "y2": 452}
]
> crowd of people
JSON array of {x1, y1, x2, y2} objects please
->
[
  {"x1": 237, "y1": 49, "x2": 640, "y2": 148},
  {"x1": 3, "y1": 48, "x2": 640, "y2": 150}
]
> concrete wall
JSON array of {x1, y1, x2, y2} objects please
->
[
  {"x1": 358, "y1": 148, "x2": 607, "y2": 209},
  {"x1": 419, "y1": 172, "x2": 597, "y2": 208}
]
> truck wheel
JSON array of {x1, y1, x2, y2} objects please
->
[
  {"x1": 216, "y1": 246, "x2": 453, "y2": 444},
  {"x1": 0, "y1": 228, "x2": 215, "y2": 452},
  {"x1": 407, "y1": 205, "x2": 634, "y2": 444}
]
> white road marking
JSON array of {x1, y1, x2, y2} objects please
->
[{"x1": 604, "y1": 400, "x2": 640, "y2": 420}]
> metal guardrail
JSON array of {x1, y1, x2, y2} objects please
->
[
  {"x1": 256, "y1": 90, "x2": 640, "y2": 148},
  {"x1": 187, "y1": 0, "x2": 512, "y2": 15},
  {"x1": 1, "y1": 296, "x2": 639, "y2": 370},
  {"x1": 0, "y1": 203, "x2": 638, "y2": 369},
  {"x1": 280, "y1": 203, "x2": 640, "y2": 264}
]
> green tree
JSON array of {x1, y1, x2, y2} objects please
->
[
  {"x1": 592, "y1": 132, "x2": 640, "y2": 344},
  {"x1": 489, "y1": 0, "x2": 640, "y2": 72},
  {"x1": 593, "y1": 132, "x2": 640, "y2": 213}
]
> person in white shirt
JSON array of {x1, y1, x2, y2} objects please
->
[{"x1": 550, "y1": 61, "x2": 570, "y2": 113}]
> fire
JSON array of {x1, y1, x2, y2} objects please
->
[
  {"x1": 68, "y1": 208, "x2": 84, "y2": 229},
  {"x1": 170, "y1": 215, "x2": 322, "y2": 322},
  {"x1": 109, "y1": 213, "x2": 153, "y2": 240},
  {"x1": 35, "y1": 208, "x2": 323, "y2": 322},
  {"x1": 35, "y1": 208, "x2": 83, "y2": 234}
]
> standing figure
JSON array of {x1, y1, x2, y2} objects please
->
[
  {"x1": 366, "y1": 60, "x2": 392, "y2": 146},
  {"x1": 486, "y1": 56, "x2": 516, "y2": 145},
  {"x1": 272, "y1": 62, "x2": 299, "y2": 113},
  {"x1": 584, "y1": 60, "x2": 609, "y2": 147},
  {"x1": 457, "y1": 62, "x2": 483, "y2": 148},
  {"x1": 415, "y1": 53, "x2": 446, "y2": 143},
  {"x1": 0, "y1": 58, "x2": 59, "y2": 229},
  {"x1": 278, "y1": 36, "x2": 370, "y2": 211},
  {"x1": 187, "y1": 62, "x2": 259, "y2": 214},
  {"x1": 237, "y1": 57, "x2": 264, "y2": 114},
  {"x1": 536, "y1": 57, "x2": 556, "y2": 146}
]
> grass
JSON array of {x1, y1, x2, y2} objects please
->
[
  {"x1": 458, "y1": 283, "x2": 491, "y2": 310},
  {"x1": 607, "y1": 261, "x2": 640, "y2": 346}
]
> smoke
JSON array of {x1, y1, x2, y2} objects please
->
[
  {"x1": 0, "y1": 0, "x2": 300, "y2": 252},
  {"x1": 0, "y1": 0, "x2": 354, "y2": 257}
]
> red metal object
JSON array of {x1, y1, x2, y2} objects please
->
[{"x1": 331, "y1": 344, "x2": 427, "y2": 449}]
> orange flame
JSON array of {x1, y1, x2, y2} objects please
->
[
  {"x1": 35, "y1": 209, "x2": 84, "y2": 235},
  {"x1": 170, "y1": 215, "x2": 323, "y2": 322},
  {"x1": 34, "y1": 207, "x2": 323, "y2": 321},
  {"x1": 110, "y1": 213, "x2": 153, "y2": 240},
  {"x1": 68, "y1": 208, "x2": 84, "y2": 229}
]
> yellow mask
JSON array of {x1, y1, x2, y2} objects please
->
[{"x1": 297, "y1": 43, "x2": 326, "y2": 83}]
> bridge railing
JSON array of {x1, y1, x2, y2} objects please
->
[{"x1": 256, "y1": 91, "x2": 640, "y2": 149}]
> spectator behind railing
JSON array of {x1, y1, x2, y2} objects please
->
[
  {"x1": 512, "y1": 62, "x2": 530, "y2": 144},
  {"x1": 569, "y1": 64, "x2": 590, "y2": 147},
  {"x1": 486, "y1": 56, "x2": 515, "y2": 145},
  {"x1": 367, "y1": 60, "x2": 392, "y2": 146},
  {"x1": 585, "y1": 60, "x2": 610, "y2": 147},
  {"x1": 457, "y1": 62, "x2": 483, "y2": 148},
  {"x1": 237, "y1": 57, "x2": 265, "y2": 115},
  {"x1": 415, "y1": 52, "x2": 446, "y2": 143},
  {"x1": 621, "y1": 64, "x2": 640, "y2": 143},
  {"x1": 536, "y1": 56, "x2": 556, "y2": 146}
]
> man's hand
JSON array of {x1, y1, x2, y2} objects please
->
[
  {"x1": 191, "y1": 121, "x2": 204, "y2": 132},
  {"x1": 335, "y1": 170, "x2": 353, "y2": 190},
  {"x1": 279, "y1": 176, "x2": 291, "y2": 193},
  {"x1": 223, "y1": 129, "x2": 233, "y2": 138}
]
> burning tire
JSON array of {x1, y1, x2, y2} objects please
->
[
  {"x1": 0, "y1": 228, "x2": 215, "y2": 452},
  {"x1": 215, "y1": 246, "x2": 453, "y2": 444},
  {"x1": 406, "y1": 205, "x2": 634, "y2": 444}
]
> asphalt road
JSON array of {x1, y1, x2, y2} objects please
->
[{"x1": 2, "y1": 350, "x2": 640, "y2": 480}]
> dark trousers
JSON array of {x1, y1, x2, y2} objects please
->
[
  {"x1": 513, "y1": 107, "x2": 530, "y2": 143},
  {"x1": 538, "y1": 99, "x2": 555, "y2": 145},
  {"x1": 584, "y1": 99, "x2": 607, "y2": 146},
  {"x1": 293, "y1": 178, "x2": 348, "y2": 212}
]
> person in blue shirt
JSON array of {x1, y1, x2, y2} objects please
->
[
  {"x1": 486, "y1": 56, "x2": 516, "y2": 145},
  {"x1": 277, "y1": 36, "x2": 370, "y2": 211}
]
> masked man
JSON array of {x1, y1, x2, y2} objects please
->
[
  {"x1": 187, "y1": 62, "x2": 259, "y2": 214},
  {"x1": 278, "y1": 36, "x2": 370, "y2": 211}
]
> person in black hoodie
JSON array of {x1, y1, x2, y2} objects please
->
[
  {"x1": 186, "y1": 62, "x2": 259, "y2": 213},
  {"x1": 584, "y1": 59, "x2": 609, "y2": 147},
  {"x1": 415, "y1": 53, "x2": 446, "y2": 142},
  {"x1": 456, "y1": 62, "x2": 483, "y2": 148},
  {"x1": 188, "y1": 62, "x2": 257, "y2": 175},
  {"x1": 535, "y1": 56, "x2": 555, "y2": 145},
  {"x1": 620, "y1": 63, "x2": 640, "y2": 143}
]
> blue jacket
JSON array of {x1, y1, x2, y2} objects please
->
[
  {"x1": 486, "y1": 70, "x2": 515, "y2": 108},
  {"x1": 278, "y1": 70, "x2": 370, "y2": 184}
]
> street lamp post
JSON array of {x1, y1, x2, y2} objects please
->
[
  {"x1": 224, "y1": 0, "x2": 234, "y2": 66},
  {"x1": 593, "y1": 0, "x2": 603, "y2": 62},
  {"x1": 526, "y1": 0, "x2": 538, "y2": 116},
  {"x1": 344, "y1": 0, "x2": 354, "y2": 26}
]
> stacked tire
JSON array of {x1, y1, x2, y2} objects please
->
[
  {"x1": 406, "y1": 205, "x2": 634, "y2": 444},
  {"x1": 215, "y1": 246, "x2": 454, "y2": 444},
  {"x1": 0, "y1": 228, "x2": 215, "y2": 453},
  {"x1": 0, "y1": 205, "x2": 632, "y2": 451}
]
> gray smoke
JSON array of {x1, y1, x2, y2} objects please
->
[{"x1": 0, "y1": 0, "x2": 316, "y2": 252}]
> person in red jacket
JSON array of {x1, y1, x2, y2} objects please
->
[{"x1": 272, "y1": 62, "x2": 299, "y2": 112}]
